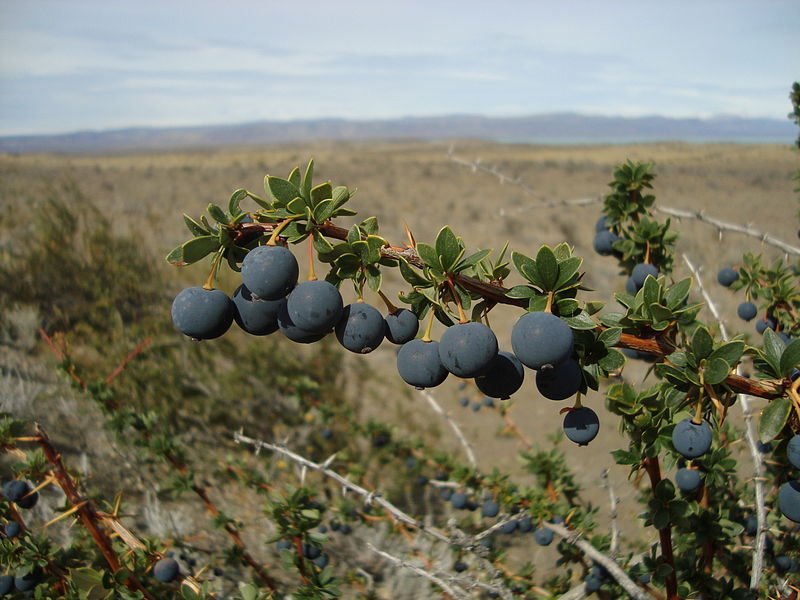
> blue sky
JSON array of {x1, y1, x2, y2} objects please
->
[{"x1": 0, "y1": 0, "x2": 798, "y2": 135}]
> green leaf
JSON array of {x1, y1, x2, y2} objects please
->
[
  {"x1": 207, "y1": 203, "x2": 229, "y2": 224},
  {"x1": 598, "y1": 327, "x2": 622, "y2": 347},
  {"x1": 536, "y1": 246, "x2": 559, "y2": 291},
  {"x1": 301, "y1": 159, "x2": 314, "y2": 201},
  {"x1": 165, "y1": 236, "x2": 220, "y2": 266},
  {"x1": 365, "y1": 235, "x2": 385, "y2": 264},
  {"x1": 331, "y1": 185, "x2": 350, "y2": 209},
  {"x1": 564, "y1": 312, "x2": 596, "y2": 330},
  {"x1": 649, "y1": 303, "x2": 673, "y2": 323},
  {"x1": 435, "y1": 226, "x2": 462, "y2": 272},
  {"x1": 506, "y1": 285, "x2": 536, "y2": 299},
  {"x1": 598, "y1": 349, "x2": 625, "y2": 371},
  {"x1": 780, "y1": 339, "x2": 800, "y2": 375},
  {"x1": 311, "y1": 182, "x2": 333, "y2": 207},
  {"x1": 366, "y1": 265, "x2": 382, "y2": 292},
  {"x1": 653, "y1": 507, "x2": 671, "y2": 530},
  {"x1": 313, "y1": 199, "x2": 335, "y2": 223},
  {"x1": 704, "y1": 357, "x2": 730, "y2": 385},
  {"x1": 228, "y1": 188, "x2": 247, "y2": 215},
  {"x1": 655, "y1": 478, "x2": 676, "y2": 501},
  {"x1": 183, "y1": 214, "x2": 209, "y2": 236},
  {"x1": 399, "y1": 259, "x2": 430, "y2": 287},
  {"x1": 642, "y1": 276, "x2": 660, "y2": 308},
  {"x1": 762, "y1": 329, "x2": 785, "y2": 374},
  {"x1": 665, "y1": 278, "x2": 691, "y2": 309},
  {"x1": 267, "y1": 176, "x2": 300, "y2": 204},
  {"x1": 691, "y1": 327, "x2": 714, "y2": 360},
  {"x1": 288, "y1": 166, "x2": 301, "y2": 187},
  {"x1": 759, "y1": 396, "x2": 791, "y2": 443},
  {"x1": 511, "y1": 251, "x2": 540, "y2": 286},
  {"x1": 708, "y1": 341, "x2": 744, "y2": 368},
  {"x1": 554, "y1": 256, "x2": 582, "y2": 289},
  {"x1": 360, "y1": 216, "x2": 379, "y2": 235},
  {"x1": 416, "y1": 243, "x2": 441, "y2": 271},
  {"x1": 457, "y1": 248, "x2": 491, "y2": 270}
]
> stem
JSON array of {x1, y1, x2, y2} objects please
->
[
  {"x1": 643, "y1": 457, "x2": 678, "y2": 600},
  {"x1": 448, "y1": 278, "x2": 468, "y2": 323},
  {"x1": 693, "y1": 398, "x2": 704, "y2": 425},
  {"x1": 644, "y1": 242, "x2": 651, "y2": 264},
  {"x1": 307, "y1": 235, "x2": 317, "y2": 281},
  {"x1": 202, "y1": 250, "x2": 224, "y2": 291},
  {"x1": 378, "y1": 290, "x2": 398, "y2": 314},
  {"x1": 266, "y1": 216, "x2": 297, "y2": 245},
  {"x1": 544, "y1": 291, "x2": 554, "y2": 313},
  {"x1": 422, "y1": 309, "x2": 436, "y2": 342}
]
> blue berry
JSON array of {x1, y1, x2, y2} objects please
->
[
  {"x1": 2, "y1": 481, "x2": 28, "y2": 503},
  {"x1": 384, "y1": 308, "x2": 419, "y2": 345},
  {"x1": 396, "y1": 339, "x2": 448, "y2": 389},
  {"x1": 471, "y1": 402, "x2": 481, "y2": 412},
  {"x1": 537, "y1": 358, "x2": 583, "y2": 401},
  {"x1": 13, "y1": 568, "x2": 41, "y2": 592},
  {"x1": 0, "y1": 575, "x2": 12, "y2": 595},
  {"x1": 671, "y1": 418, "x2": 713, "y2": 459},
  {"x1": 241, "y1": 245, "x2": 298, "y2": 300},
  {"x1": 481, "y1": 500, "x2": 499, "y2": 518},
  {"x1": 451, "y1": 492, "x2": 469, "y2": 510},
  {"x1": 779, "y1": 480, "x2": 800, "y2": 523},
  {"x1": 593, "y1": 230, "x2": 619, "y2": 256},
  {"x1": 453, "y1": 560, "x2": 468, "y2": 572},
  {"x1": 277, "y1": 300, "x2": 327, "y2": 343},
  {"x1": 153, "y1": 557, "x2": 180, "y2": 583},
  {"x1": 475, "y1": 351, "x2": 524, "y2": 399},
  {"x1": 501, "y1": 520, "x2": 518, "y2": 534},
  {"x1": 286, "y1": 280, "x2": 343, "y2": 333},
  {"x1": 775, "y1": 555, "x2": 795, "y2": 573},
  {"x1": 303, "y1": 543, "x2": 321, "y2": 559},
  {"x1": 171, "y1": 287, "x2": 234, "y2": 340},
  {"x1": 3, "y1": 522, "x2": 20, "y2": 539},
  {"x1": 562, "y1": 406, "x2": 600, "y2": 446},
  {"x1": 625, "y1": 276, "x2": 638, "y2": 294},
  {"x1": 631, "y1": 263, "x2": 658, "y2": 287},
  {"x1": 458, "y1": 396, "x2": 469, "y2": 407},
  {"x1": 438, "y1": 322, "x2": 498, "y2": 378},
  {"x1": 335, "y1": 302, "x2": 385, "y2": 354},
  {"x1": 737, "y1": 302, "x2": 757, "y2": 322},
  {"x1": 717, "y1": 267, "x2": 739, "y2": 287},
  {"x1": 756, "y1": 318, "x2": 777, "y2": 334},
  {"x1": 675, "y1": 468, "x2": 702, "y2": 493},
  {"x1": 584, "y1": 574, "x2": 602, "y2": 592},
  {"x1": 313, "y1": 553, "x2": 329, "y2": 568},
  {"x1": 232, "y1": 284, "x2": 282, "y2": 335},
  {"x1": 517, "y1": 515, "x2": 533, "y2": 533},
  {"x1": 511, "y1": 312, "x2": 574, "y2": 370},
  {"x1": 788, "y1": 435, "x2": 800, "y2": 469},
  {"x1": 533, "y1": 526, "x2": 554, "y2": 546}
]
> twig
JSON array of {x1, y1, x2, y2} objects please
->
[
  {"x1": 682, "y1": 253, "x2": 767, "y2": 590},
  {"x1": 543, "y1": 522, "x2": 651, "y2": 600},
  {"x1": 366, "y1": 542, "x2": 467, "y2": 599},
  {"x1": 420, "y1": 390, "x2": 477, "y2": 468},
  {"x1": 602, "y1": 469, "x2": 619, "y2": 556},
  {"x1": 446, "y1": 146, "x2": 800, "y2": 257}
]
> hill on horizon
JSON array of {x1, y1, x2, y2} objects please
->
[{"x1": 0, "y1": 112, "x2": 794, "y2": 154}]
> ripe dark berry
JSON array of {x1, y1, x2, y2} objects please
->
[
  {"x1": 372, "y1": 431, "x2": 391, "y2": 448},
  {"x1": 779, "y1": 480, "x2": 800, "y2": 523},
  {"x1": 717, "y1": 267, "x2": 739, "y2": 287},
  {"x1": 438, "y1": 322, "x2": 498, "y2": 378},
  {"x1": 453, "y1": 560, "x2": 468, "y2": 573},
  {"x1": 481, "y1": 500, "x2": 499, "y2": 518},
  {"x1": 277, "y1": 301, "x2": 327, "y2": 344},
  {"x1": 511, "y1": 312, "x2": 574, "y2": 370},
  {"x1": 593, "y1": 230, "x2": 619, "y2": 256},
  {"x1": 631, "y1": 263, "x2": 658, "y2": 288},
  {"x1": 471, "y1": 402, "x2": 481, "y2": 412},
  {"x1": 440, "y1": 488, "x2": 453, "y2": 501},
  {"x1": 303, "y1": 543, "x2": 321, "y2": 559},
  {"x1": 744, "y1": 514, "x2": 758, "y2": 536},
  {"x1": 13, "y1": 568, "x2": 41, "y2": 592},
  {"x1": 756, "y1": 441, "x2": 772, "y2": 454},
  {"x1": 232, "y1": 284, "x2": 282, "y2": 335},
  {"x1": 475, "y1": 351, "x2": 525, "y2": 399},
  {"x1": 171, "y1": 287, "x2": 234, "y2": 340},
  {"x1": 451, "y1": 492, "x2": 468, "y2": 510},
  {"x1": 775, "y1": 555, "x2": 796, "y2": 573},
  {"x1": 737, "y1": 302, "x2": 757, "y2": 322},
  {"x1": 672, "y1": 418, "x2": 713, "y2": 459},
  {"x1": 276, "y1": 539, "x2": 292, "y2": 551},
  {"x1": 517, "y1": 515, "x2": 533, "y2": 533},
  {"x1": 638, "y1": 572, "x2": 651, "y2": 584},
  {"x1": 675, "y1": 468, "x2": 702, "y2": 493},
  {"x1": 787, "y1": 435, "x2": 800, "y2": 469},
  {"x1": 16, "y1": 490, "x2": 38, "y2": 509},
  {"x1": 458, "y1": 396, "x2": 469, "y2": 407},
  {"x1": 384, "y1": 308, "x2": 419, "y2": 345},
  {"x1": 153, "y1": 557, "x2": 180, "y2": 583},
  {"x1": 3, "y1": 522, "x2": 20, "y2": 538},
  {"x1": 584, "y1": 574, "x2": 602, "y2": 592},
  {"x1": 537, "y1": 358, "x2": 583, "y2": 401},
  {"x1": 335, "y1": 302, "x2": 385, "y2": 354},
  {"x1": 533, "y1": 526, "x2": 554, "y2": 546},
  {"x1": 756, "y1": 317, "x2": 777, "y2": 335},
  {"x1": 562, "y1": 406, "x2": 599, "y2": 446},
  {"x1": 625, "y1": 277, "x2": 638, "y2": 294},
  {"x1": 241, "y1": 245, "x2": 298, "y2": 300},
  {"x1": 396, "y1": 339, "x2": 448, "y2": 389},
  {"x1": 313, "y1": 553, "x2": 329, "y2": 568},
  {"x1": 595, "y1": 216, "x2": 610, "y2": 232},
  {"x1": 0, "y1": 575, "x2": 12, "y2": 595},
  {"x1": 287, "y1": 280, "x2": 344, "y2": 333},
  {"x1": 2, "y1": 480, "x2": 28, "y2": 502},
  {"x1": 501, "y1": 520, "x2": 517, "y2": 534}
]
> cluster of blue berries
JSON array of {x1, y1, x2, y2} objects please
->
[{"x1": 171, "y1": 244, "x2": 419, "y2": 352}]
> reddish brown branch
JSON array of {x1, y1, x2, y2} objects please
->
[
  {"x1": 643, "y1": 457, "x2": 678, "y2": 600},
  {"x1": 235, "y1": 221, "x2": 787, "y2": 400},
  {"x1": 105, "y1": 337, "x2": 152, "y2": 386},
  {"x1": 33, "y1": 424, "x2": 156, "y2": 600}
]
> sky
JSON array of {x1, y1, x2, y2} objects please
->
[{"x1": 0, "y1": 1, "x2": 798, "y2": 136}]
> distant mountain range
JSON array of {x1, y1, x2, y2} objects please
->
[{"x1": 0, "y1": 113, "x2": 794, "y2": 153}]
